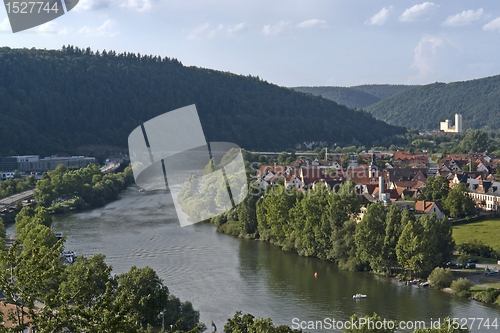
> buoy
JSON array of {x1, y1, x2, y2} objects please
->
[{"x1": 314, "y1": 272, "x2": 318, "y2": 277}]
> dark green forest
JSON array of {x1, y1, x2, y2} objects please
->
[
  {"x1": 366, "y1": 75, "x2": 500, "y2": 130},
  {"x1": 352, "y1": 84, "x2": 420, "y2": 100},
  {"x1": 292, "y1": 86, "x2": 380, "y2": 109},
  {"x1": 292, "y1": 84, "x2": 418, "y2": 109},
  {"x1": 0, "y1": 46, "x2": 406, "y2": 157}
]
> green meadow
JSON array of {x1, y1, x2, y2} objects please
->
[{"x1": 453, "y1": 217, "x2": 500, "y2": 252}]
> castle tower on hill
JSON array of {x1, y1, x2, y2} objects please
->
[{"x1": 440, "y1": 114, "x2": 462, "y2": 133}]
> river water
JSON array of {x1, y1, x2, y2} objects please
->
[{"x1": 9, "y1": 186, "x2": 500, "y2": 332}]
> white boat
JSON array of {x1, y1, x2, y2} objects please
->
[
  {"x1": 352, "y1": 294, "x2": 367, "y2": 299},
  {"x1": 485, "y1": 269, "x2": 499, "y2": 275}
]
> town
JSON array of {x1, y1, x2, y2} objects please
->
[{"x1": 253, "y1": 148, "x2": 500, "y2": 219}]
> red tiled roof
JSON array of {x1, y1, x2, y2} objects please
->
[
  {"x1": 394, "y1": 151, "x2": 428, "y2": 161},
  {"x1": 257, "y1": 165, "x2": 288, "y2": 176},
  {"x1": 415, "y1": 201, "x2": 444, "y2": 214}
]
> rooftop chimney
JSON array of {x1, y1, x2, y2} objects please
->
[{"x1": 379, "y1": 176, "x2": 384, "y2": 201}]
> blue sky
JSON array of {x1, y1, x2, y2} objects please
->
[{"x1": 2, "y1": 0, "x2": 500, "y2": 87}]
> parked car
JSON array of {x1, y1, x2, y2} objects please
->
[
  {"x1": 465, "y1": 263, "x2": 476, "y2": 269},
  {"x1": 468, "y1": 258, "x2": 478, "y2": 263}
]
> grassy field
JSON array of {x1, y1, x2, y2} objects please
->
[{"x1": 452, "y1": 217, "x2": 500, "y2": 252}]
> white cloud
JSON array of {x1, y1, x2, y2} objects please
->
[
  {"x1": 442, "y1": 8, "x2": 483, "y2": 27},
  {"x1": 37, "y1": 22, "x2": 57, "y2": 33},
  {"x1": 59, "y1": 27, "x2": 69, "y2": 35},
  {"x1": 483, "y1": 17, "x2": 500, "y2": 32},
  {"x1": 365, "y1": 6, "x2": 393, "y2": 26},
  {"x1": 188, "y1": 23, "x2": 245, "y2": 40},
  {"x1": 226, "y1": 23, "x2": 245, "y2": 36},
  {"x1": 120, "y1": 0, "x2": 156, "y2": 12},
  {"x1": 209, "y1": 23, "x2": 245, "y2": 38},
  {"x1": 410, "y1": 35, "x2": 446, "y2": 82},
  {"x1": 78, "y1": 19, "x2": 119, "y2": 37},
  {"x1": 262, "y1": 20, "x2": 292, "y2": 36},
  {"x1": 296, "y1": 19, "x2": 327, "y2": 29},
  {"x1": 75, "y1": 0, "x2": 112, "y2": 11},
  {"x1": 36, "y1": 22, "x2": 69, "y2": 35},
  {"x1": 187, "y1": 23, "x2": 210, "y2": 40},
  {"x1": 0, "y1": 18, "x2": 10, "y2": 31},
  {"x1": 399, "y1": 2, "x2": 438, "y2": 22}
]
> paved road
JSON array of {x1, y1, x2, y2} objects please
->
[
  {"x1": 428, "y1": 156, "x2": 439, "y2": 177},
  {"x1": 0, "y1": 189, "x2": 35, "y2": 207}
]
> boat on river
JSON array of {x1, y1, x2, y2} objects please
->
[
  {"x1": 60, "y1": 250, "x2": 78, "y2": 264},
  {"x1": 485, "y1": 268, "x2": 499, "y2": 275},
  {"x1": 352, "y1": 294, "x2": 367, "y2": 299}
]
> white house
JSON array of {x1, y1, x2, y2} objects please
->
[{"x1": 284, "y1": 175, "x2": 303, "y2": 189}]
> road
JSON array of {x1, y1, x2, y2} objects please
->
[{"x1": 0, "y1": 189, "x2": 35, "y2": 209}]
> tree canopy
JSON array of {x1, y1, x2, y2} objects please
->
[{"x1": 0, "y1": 46, "x2": 406, "y2": 157}]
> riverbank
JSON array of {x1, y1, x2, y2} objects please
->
[
  {"x1": 43, "y1": 186, "x2": 500, "y2": 329},
  {"x1": 212, "y1": 212, "x2": 500, "y2": 311}
]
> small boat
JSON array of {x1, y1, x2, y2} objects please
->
[
  {"x1": 139, "y1": 188, "x2": 145, "y2": 193},
  {"x1": 485, "y1": 269, "x2": 499, "y2": 275},
  {"x1": 60, "y1": 250, "x2": 78, "y2": 264},
  {"x1": 352, "y1": 294, "x2": 367, "y2": 299},
  {"x1": 420, "y1": 282, "x2": 430, "y2": 287}
]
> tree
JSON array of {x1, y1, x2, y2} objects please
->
[
  {"x1": 428, "y1": 267, "x2": 453, "y2": 289},
  {"x1": 355, "y1": 203, "x2": 387, "y2": 272},
  {"x1": 115, "y1": 266, "x2": 169, "y2": 329},
  {"x1": 382, "y1": 205, "x2": 403, "y2": 274},
  {"x1": 435, "y1": 216, "x2": 455, "y2": 264},
  {"x1": 444, "y1": 183, "x2": 475, "y2": 218},
  {"x1": 396, "y1": 213, "x2": 424, "y2": 279},
  {"x1": 164, "y1": 295, "x2": 203, "y2": 332},
  {"x1": 461, "y1": 162, "x2": 477, "y2": 172},
  {"x1": 21, "y1": 224, "x2": 58, "y2": 252},
  {"x1": 450, "y1": 278, "x2": 472, "y2": 297},
  {"x1": 460, "y1": 130, "x2": 488, "y2": 153},
  {"x1": 421, "y1": 176, "x2": 450, "y2": 202},
  {"x1": 343, "y1": 313, "x2": 395, "y2": 333},
  {"x1": 237, "y1": 193, "x2": 259, "y2": 235},
  {"x1": 59, "y1": 254, "x2": 113, "y2": 307},
  {"x1": 224, "y1": 311, "x2": 303, "y2": 333},
  {"x1": 277, "y1": 152, "x2": 289, "y2": 165},
  {"x1": 0, "y1": 217, "x2": 5, "y2": 254},
  {"x1": 0, "y1": 241, "x2": 202, "y2": 333}
]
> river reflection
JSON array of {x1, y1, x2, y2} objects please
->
[{"x1": 8, "y1": 185, "x2": 498, "y2": 332}]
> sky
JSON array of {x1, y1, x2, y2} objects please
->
[{"x1": 1, "y1": 0, "x2": 500, "y2": 87}]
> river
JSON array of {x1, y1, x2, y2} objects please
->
[{"x1": 8, "y1": 186, "x2": 499, "y2": 332}]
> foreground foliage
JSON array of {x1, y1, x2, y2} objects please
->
[{"x1": 0, "y1": 212, "x2": 204, "y2": 332}]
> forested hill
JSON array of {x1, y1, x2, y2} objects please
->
[
  {"x1": 292, "y1": 84, "x2": 418, "y2": 109},
  {"x1": 0, "y1": 46, "x2": 406, "y2": 157},
  {"x1": 366, "y1": 75, "x2": 500, "y2": 130}
]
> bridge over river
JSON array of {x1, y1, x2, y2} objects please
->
[{"x1": 0, "y1": 189, "x2": 35, "y2": 214}]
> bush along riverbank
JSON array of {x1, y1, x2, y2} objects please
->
[
  {"x1": 428, "y1": 266, "x2": 500, "y2": 306},
  {"x1": 34, "y1": 163, "x2": 135, "y2": 214},
  {"x1": 209, "y1": 184, "x2": 500, "y2": 309},
  {"x1": 209, "y1": 182, "x2": 455, "y2": 278}
]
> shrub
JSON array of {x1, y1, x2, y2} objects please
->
[
  {"x1": 428, "y1": 267, "x2": 453, "y2": 289},
  {"x1": 457, "y1": 254, "x2": 469, "y2": 265},
  {"x1": 450, "y1": 278, "x2": 472, "y2": 297},
  {"x1": 457, "y1": 240, "x2": 498, "y2": 258},
  {"x1": 476, "y1": 288, "x2": 500, "y2": 303}
]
